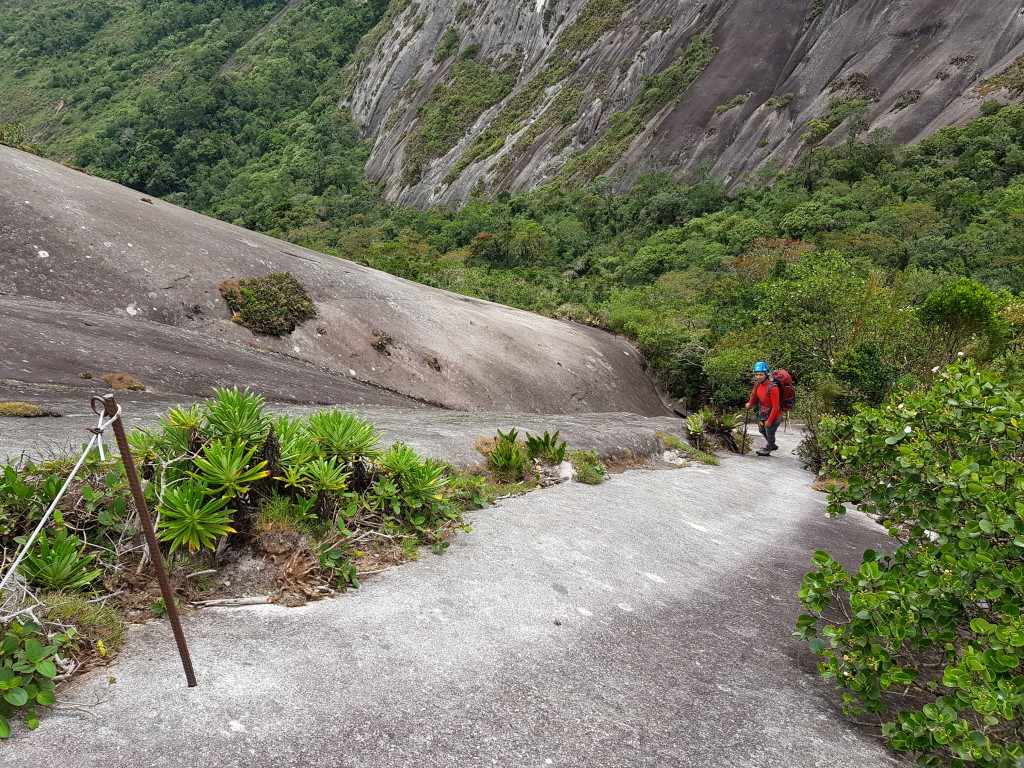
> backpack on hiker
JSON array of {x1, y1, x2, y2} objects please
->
[{"x1": 769, "y1": 369, "x2": 796, "y2": 412}]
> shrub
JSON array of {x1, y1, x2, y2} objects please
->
[
  {"x1": 765, "y1": 93, "x2": 794, "y2": 110},
  {"x1": 797, "y1": 362, "x2": 1024, "y2": 766},
  {"x1": 981, "y1": 100, "x2": 1006, "y2": 117},
  {"x1": 702, "y1": 348, "x2": 760, "y2": 405},
  {"x1": 919, "y1": 278, "x2": 1007, "y2": 361},
  {"x1": 0, "y1": 620, "x2": 73, "y2": 738},
  {"x1": 222, "y1": 272, "x2": 316, "y2": 337},
  {"x1": 433, "y1": 26, "x2": 459, "y2": 62},
  {"x1": 568, "y1": 449, "x2": 605, "y2": 484},
  {"x1": 715, "y1": 93, "x2": 749, "y2": 114}
]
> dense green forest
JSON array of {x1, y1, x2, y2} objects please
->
[{"x1": 2, "y1": 0, "x2": 1021, "y2": 416}]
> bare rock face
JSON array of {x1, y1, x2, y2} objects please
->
[
  {"x1": 0, "y1": 145, "x2": 670, "y2": 416},
  {"x1": 346, "y1": 0, "x2": 1024, "y2": 207}
]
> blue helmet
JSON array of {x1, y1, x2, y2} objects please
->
[{"x1": 753, "y1": 361, "x2": 770, "y2": 373}]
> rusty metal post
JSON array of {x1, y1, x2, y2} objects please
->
[{"x1": 94, "y1": 394, "x2": 197, "y2": 688}]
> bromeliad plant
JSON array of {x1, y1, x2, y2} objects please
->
[
  {"x1": 17, "y1": 531, "x2": 102, "y2": 592},
  {"x1": 127, "y1": 391, "x2": 462, "y2": 559},
  {"x1": 156, "y1": 481, "x2": 236, "y2": 553},
  {"x1": 524, "y1": 430, "x2": 568, "y2": 464},
  {"x1": 487, "y1": 428, "x2": 529, "y2": 482},
  {"x1": 189, "y1": 442, "x2": 269, "y2": 498},
  {"x1": 796, "y1": 361, "x2": 1024, "y2": 767}
]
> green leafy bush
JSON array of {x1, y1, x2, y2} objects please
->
[
  {"x1": 568, "y1": 449, "x2": 605, "y2": 485},
  {"x1": 797, "y1": 362, "x2": 1024, "y2": 766},
  {"x1": 0, "y1": 620, "x2": 72, "y2": 738},
  {"x1": 433, "y1": 26, "x2": 459, "y2": 62}
]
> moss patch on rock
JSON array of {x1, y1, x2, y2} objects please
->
[
  {"x1": 0, "y1": 401, "x2": 61, "y2": 417},
  {"x1": 221, "y1": 272, "x2": 317, "y2": 337},
  {"x1": 101, "y1": 373, "x2": 146, "y2": 391}
]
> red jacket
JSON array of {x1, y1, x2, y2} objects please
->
[{"x1": 747, "y1": 379, "x2": 781, "y2": 424}]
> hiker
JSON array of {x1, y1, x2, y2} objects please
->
[{"x1": 746, "y1": 362, "x2": 781, "y2": 456}]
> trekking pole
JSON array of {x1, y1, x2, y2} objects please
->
[{"x1": 742, "y1": 406, "x2": 750, "y2": 453}]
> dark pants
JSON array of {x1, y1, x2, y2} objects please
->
[{"x1": 758, "y1": 416, "x2": 782, "y2": 448}]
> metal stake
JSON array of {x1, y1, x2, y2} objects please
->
[{"x1": 92, "y1": 394, "x2": 197, "y2": 688}]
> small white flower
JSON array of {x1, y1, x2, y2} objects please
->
[
  {"x1": 904, "y1": 426, "x2": 912, "y2": 433},
  {"x1": 932, "y1": 366, "x2": 941, "y2": 373},
  {"x1": 957, "y1": 351, "x2": 964, "y2": 357},
  {"x1": 897, "y1": 404, "x2": 904, "y2": 409}
]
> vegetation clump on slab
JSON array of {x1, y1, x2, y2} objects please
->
[
  {"x1": 558, "y1": 34, "x2": 717, "y2": 183},
  {"x1": 220, "y1": 272, "x2": 316, "y2": 337},
  {"x1": 443, "y1": 0, "x2": 631, "y2": 181},
  {"x1": 655, "y1": 431, "x2": 719, "y2": 465},
  {"x1": 0, "y1": 403, "x2": 59, "y2": 418},
  {"x1": 101, "y1": 373, "x2": 146, "y2": 392},
  {"x1": 475, "y1": 427, "x2": 615, "y2": 485}
]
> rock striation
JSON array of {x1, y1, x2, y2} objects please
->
[{"x1": 346, "y1": 0, "x2": 1024, "y2": 207}]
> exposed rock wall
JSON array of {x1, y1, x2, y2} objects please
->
[{"x1": 346, "y1": 0, "x2": 1024, "y2": 207}]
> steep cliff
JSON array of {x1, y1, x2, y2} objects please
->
[{"x1": 346, "y1": 0, "x2": 1024, "y2": 207}]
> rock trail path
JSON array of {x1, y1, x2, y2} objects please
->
[{"x1": 1, "y1": 427, "x2": 911, "y2": 768}]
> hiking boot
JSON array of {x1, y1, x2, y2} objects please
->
[
  {"x1": 755, "y1": 448, "x2": 771, "y2": 456},
  {"x1": 767, "y1": 444, "x2": 779, "y2": 452}
]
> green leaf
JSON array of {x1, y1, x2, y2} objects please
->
[
  {"x1": 808, "y1": 638, "x2": 826, "y2": 653},
  {"x1": 3, "y1": 688, "x2": 28, "y2": 707},
  {"x1": 970, "y1": 618, "x2": 995, "y2": 634},
  {"x1": 34, "y1": 661, "x2": 56, "y2": 678},
  {"x1": 0, "y1": 715, "x2": 8, "y2": 739},
  {"x1": 34, "y1": 691, "x2": 55, "y2": 707}
]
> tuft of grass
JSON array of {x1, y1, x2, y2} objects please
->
[
  {"x1": 473, "y1": 436, "x2": 496, "y2": 456},
  {"x1": 568, "y1": 449, "x2": 605, "y2": 484},
  {"x1": 0, "y1": 401, "x2": 59, "y2": 417},
  {"x1": 656, "y1": 431, "x2": 720, "y2": 465},
  {"x1": 257, "y1": 493, "x2": 319, "y2": 536},
  {"x1": 402, "y1": 536, "x2": 419, "y2": 560},
  {"x1": 44, "y1": 592, "x2": 127, "y2": 664}
]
